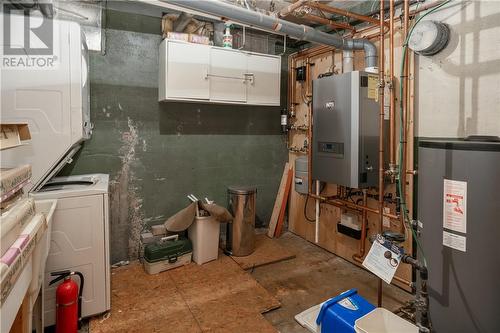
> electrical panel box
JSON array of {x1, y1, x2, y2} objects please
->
[{"x1": 312, "y1": 71, "x2": 385, "y2": 188}]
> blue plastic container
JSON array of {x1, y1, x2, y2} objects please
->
[{"x1": 316, "y1": 289, "x2": 375, "y2": 333}]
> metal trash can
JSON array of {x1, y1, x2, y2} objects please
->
[{"x1": 226, "y1": 186, "x2": 257, "y2": 256}]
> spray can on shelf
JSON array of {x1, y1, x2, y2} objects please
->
[{"x1": 223, "y1": 23, "x2": 233, "y2": 48}]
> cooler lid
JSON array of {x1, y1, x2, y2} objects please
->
[{"x1": 31, "y1": 144, "x2": 82, "y2": 192}]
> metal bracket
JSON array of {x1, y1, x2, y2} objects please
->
[{"x1": 278, "y1": 34, "x2": 287, "y2": 56}]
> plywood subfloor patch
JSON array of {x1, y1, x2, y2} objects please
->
[
  {"x1": 231, "y1": 234, "x2": 296, "y2": 270},
  {"x1": 90, "y1": 257, "x2": 280, "y2": 333}
]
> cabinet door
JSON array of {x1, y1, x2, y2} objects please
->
[
  {"x1": 166, "y1": 41, "x2": 210, "y2": 100},
  {"x1": 209, "y1": 48, "x2": 247, "y2": 102},
  {"x1": 246, "y1": 54, "x2": 281, "y2": 106}
]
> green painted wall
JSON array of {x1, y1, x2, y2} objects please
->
[{"x1": 61, "y1": 10, "x2": 288, "y2": 262}]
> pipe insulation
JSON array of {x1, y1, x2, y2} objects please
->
[{"x1": 162, "y1": 0, "x2": 378, "y2": 69}]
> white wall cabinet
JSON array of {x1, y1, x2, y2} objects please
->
[
  {"x1": 159, "y1": 39, "x2": 281, "y2": 106},
  {"x1": 246, "y1": 53, "x2": 281, "y2": 105},
  {"x1": 159, "y1": 40, "x2": 210, "y2": 101},
  {"x1": 209, "y1": 48, "x2": 248, "y2": 103}
]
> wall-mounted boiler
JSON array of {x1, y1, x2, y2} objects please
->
[{"x1": 312, "y1": 71, "x2": 385, "y2": 188}]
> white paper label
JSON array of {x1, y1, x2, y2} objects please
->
[
  {"x1": 443, "y1": 231, "x2": 466, "y2": 252},
  {"x1": 443, "y1": 179, "x2": 467, "y2": 233},
  {"x1": 362, "y1": 235, "x2": 402, "y2": 284}
]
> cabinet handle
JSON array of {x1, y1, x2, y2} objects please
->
[
  {"x1": 244, "y1": 73, "x2": 254, "y2": 84},
  {"x1": 205, "y1": 73, "x2": 255, "y2": 83}
]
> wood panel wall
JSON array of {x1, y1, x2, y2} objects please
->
[{"x1": 287, "y1": 22, "x2": 415, "y2": 292}]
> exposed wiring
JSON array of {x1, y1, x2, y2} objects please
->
[
  {"x1": 304, "y1": 194, "x2": 316, "y2": 222},
  {"x1": 304, "y1": 182, "x2": 326, "y2": 222},
  {"x1": 398, "y1": 0, "x2": 453, "y2": 266}
]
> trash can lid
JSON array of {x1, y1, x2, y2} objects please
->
[{"x1": 227, "y1": 186, "x2": 257, "y2": 195}]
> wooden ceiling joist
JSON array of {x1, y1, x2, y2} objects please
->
[
  {"x1": 307, "y1": 2, "x2": 384, "y2": 26},
  {"x1": 302, "y1": 13, "x2": 355, "y2": 31}
]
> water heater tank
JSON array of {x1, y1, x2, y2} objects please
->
[{"x1": 418, "y1": 138, "x2": 500, "y2": 332}]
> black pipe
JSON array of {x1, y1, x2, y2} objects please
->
[
  {"x1": 72, "y1": 271, "x2": 85, "y2": 329},
  {"x1": 401, "y1": 254, "x2": 430, "y2": 333}
]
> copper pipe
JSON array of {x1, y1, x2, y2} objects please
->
[
  {"x1": 308, "y1": 194, "x2": 399, "y2": 221},
  {"x1": 401, "y1": 0, "x2": 410, "y2": 230},
  {"x1": 306, "y1": 58, "x2": 313, "y2": 194},
  {"x1": 307, "y1": 1, "x2": 384, "y2": 27},
  {"x1": 389, "y1": 0, "x2": 396, "y2": 168},
  {"x1": 377, "y1": 0, "x2": 386, "y2": 308},
  {"x1": 293, "y1": 45, "x2": 332, "y2": 59},
  {"x1": 393, "y1": 274, "x2": 413, "y2": 287},
  {"x1": 302, "y1": 14, "x2": 355, "y2": 31},
  {"x1": 410, "y1": 0, "x2": 444, "y2": 16},
  {"x1": 288, "y1": 56, "x2": 292, "y2": 112},
  {"x1": 288, "y1": 55, "x2": 295, "y2": 110},
  {"x1": 353, "y1": 190, "x2": 368, "y2": 261}
]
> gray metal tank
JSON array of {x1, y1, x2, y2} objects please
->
[
  {"x1": 294, "y1": 157, "x2": 308, "y2": 194},
  {"x1": 418, "y1": 138, "x2": 500, "y2": 333}
]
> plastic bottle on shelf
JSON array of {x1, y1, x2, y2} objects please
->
[{"x1": 222, "y1": 23, "x2": 233, "y2": 48}]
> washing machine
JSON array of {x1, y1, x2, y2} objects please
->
[{"x1": 30, "y1": 174, "x2": 110, "y2": 327}]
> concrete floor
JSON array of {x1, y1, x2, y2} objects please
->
[{"x1": 251, "y1": 232, "x2": 412, "y2": 333}]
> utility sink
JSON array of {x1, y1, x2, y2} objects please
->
[{"x1": 30, "y1": 199, "x2": 57, "y2": 298}]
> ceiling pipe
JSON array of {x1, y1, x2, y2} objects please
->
[
  {"x1": 301, "y1": 13, "x2": 355, "y2": 31},
  {"x1": 162, "y1": 0, "x2": 378, "y2": 71},
  {"x1": 307, "y1": 1, "x2": 382, "y2": 26}
]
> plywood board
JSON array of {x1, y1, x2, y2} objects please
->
[
  {"x1": 287, "y1": 24, "x2": 414, "y2": 292},
  {"x1": 274, "y1": 166, "x2": 293, "y2": 237},
  {"x1": 231, "y1": 234, "x2": 296, "y2": 270},
  {"x1": 90, "y1": 258, "x2": 280, "y2": 333},
  {"x1": 268, "y1": 163, "x2": 290, "y2": 238}
]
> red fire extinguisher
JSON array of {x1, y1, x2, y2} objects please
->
[{"x1": 49, "y1": 270, "x2": 84, "y2": 333}]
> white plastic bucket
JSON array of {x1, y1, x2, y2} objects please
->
[
  {"x1": 188, "y1": 215, "x2": 220, "y2": 265},
  {"x1": 355, "y1": 308, "x2": 418, "y2": 333}
]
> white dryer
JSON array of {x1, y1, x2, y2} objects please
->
[
  {"x1": 0, "y1": 15, "x2": 91, "y2": 192},
  {"x1": 30, "y1": 174, "x2": 110, "y2": 327}
]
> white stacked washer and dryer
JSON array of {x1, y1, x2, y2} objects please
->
[{"x1": 0, "y1": 15, "x2": 110, "y2": 327}]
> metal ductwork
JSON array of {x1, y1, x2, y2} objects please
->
[{"x1": 162, "y1": 0, "x2": 378, "y2": 70}]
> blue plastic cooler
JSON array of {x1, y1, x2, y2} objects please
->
[{"x1": 316, "y1": 289, "x2": 375, "y2": 333}]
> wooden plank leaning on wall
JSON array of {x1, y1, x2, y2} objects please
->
[{"x1": 286, "y1": 18, "x2": 415, "y2": 293}]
